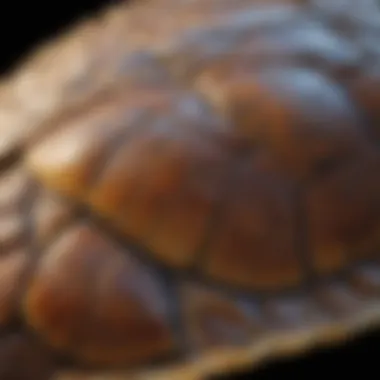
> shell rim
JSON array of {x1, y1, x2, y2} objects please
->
[{"x1": 54, "y1": 300, "x2": 380, "y2": 380}]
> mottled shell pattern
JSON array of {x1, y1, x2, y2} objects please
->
[{"x1": 0, "y1": 0, "x2": 380, "y2": 379}]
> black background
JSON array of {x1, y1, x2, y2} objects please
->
[{"x1": 0, "y1": 1, "x2": 379, "y2": 378}]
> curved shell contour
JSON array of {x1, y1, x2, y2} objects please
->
[{"x1": 1, "y1": 0, "x2": 380, "y2": 379}]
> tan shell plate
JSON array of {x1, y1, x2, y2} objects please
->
[{"x1": 0, "y1": 0, "x2": 380, "y2": 379}]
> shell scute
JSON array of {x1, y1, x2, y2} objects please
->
[{"x1": 24, "y1": 223, "x2": 176, "y2": 366}]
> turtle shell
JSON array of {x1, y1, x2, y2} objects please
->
[{"x1": 1, "y1": 0, "x2": 380, "y2": 379}]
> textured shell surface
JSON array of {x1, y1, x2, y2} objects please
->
[{"x1": 0, "y1": 0, "x2": 380, "y2": 379}]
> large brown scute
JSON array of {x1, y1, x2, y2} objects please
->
[
  {"x1": 24, "y1": 223, "x2": 176, "y2": 366},
  {"x1": 0, "y1": 0, "x2": 379, "y2": 379}
]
